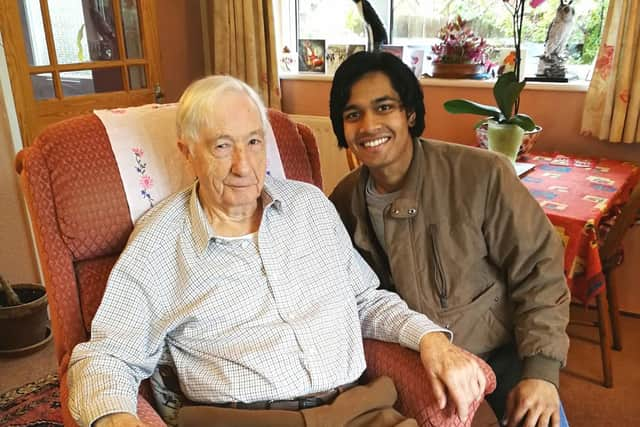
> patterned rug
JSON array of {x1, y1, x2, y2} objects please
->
[{"x1": 0, "y1": 374, "x2": 63, "y2": 427}]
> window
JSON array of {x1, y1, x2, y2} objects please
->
[{"x1": 280, "y1": 0, "x2": 609, "y2": 80}]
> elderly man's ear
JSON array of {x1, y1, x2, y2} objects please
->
[{"x1": 177, "y1": 140, "x2": 192, "y2": 160}]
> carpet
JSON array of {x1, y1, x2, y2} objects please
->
[{"x1": 0, "y1": 374, "x2": 63, "y2": 427}]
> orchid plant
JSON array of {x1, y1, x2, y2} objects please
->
[
  {"x1": 501, "y1": 0, "x2": 546, "y2": 113},
  {"x1": 443, "y1": 0, "x2": 546, "y2": 131},
  {"x1": 431, "y1": 15, "x2": 490, "y2": 65}
]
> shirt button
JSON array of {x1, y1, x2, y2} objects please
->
[
  {"x1": 408, "y1": 208, "x2": 417, "y2": 215},
  {"x1": 393, "y1": 209, "x2": 400, "y2": 215}
]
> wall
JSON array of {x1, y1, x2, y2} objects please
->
[
  {"x1": 281, "y1": 79, "x2": 640, "y2": 164},
  {"x1": 0, "y1": 33, "x2": 39, "y2": 285},
  {"x1": 281, "y1": 78, "x2": 640, "y2": 313},
  {"x1": 155, "y1": 1, "x2": 205, "y2": 103}
]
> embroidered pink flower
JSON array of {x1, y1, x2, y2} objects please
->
[
  {"x1": 529, "y1": 0, "x2": 546, "y2": 7},
  {"x1": 139, "y1": 175, "x2": 153, "y2": 190},
  {"x1": 595, "y1": 45, "x2": 615, "y2": 80},
  {"x1": 132, "y1": 147, "x2": 144, "y2": 156}
]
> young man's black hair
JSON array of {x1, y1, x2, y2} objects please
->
[{"x1": 329, "y1": 51, "x2": 426, "y2": 148}]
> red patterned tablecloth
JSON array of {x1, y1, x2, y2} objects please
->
[{"x1": 519, "y1": 153, "x2": 639, "y2": 303}]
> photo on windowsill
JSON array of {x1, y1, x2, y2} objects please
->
[
  {"x1": 325, "y1": 44, "x2": 365, "y2": 75},
  {"x1": 298, "y1": 39, "x2": 326, "y2": 73},
  {"x1": 403, "y1": 46, "x2": 425, "y2": 79}
]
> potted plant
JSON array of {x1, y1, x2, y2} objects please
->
[
  {"x1": 429, "y1": 15, "x2": 491, "y2": 79},
  {"x1": 444, "y1": 71, "x2": 542, "y2": 161},
  {"x1": 0, "y1": 273, "x2": 50, "y2": 356},
  {"x1": 443, "y1": 0, "x2": 546, "y2": 161}
]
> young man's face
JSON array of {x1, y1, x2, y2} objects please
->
[{"x1": 341, "y1": 71, "x2": 415, "y2": 175}]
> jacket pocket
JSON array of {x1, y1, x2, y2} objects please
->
[
  {"x1": 429, "y1": 224, "x2": 448, "y2": 309},
  {"x1": 437, "y1": 281, "x2": 511, "y2": 355}
]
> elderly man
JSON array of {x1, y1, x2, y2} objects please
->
[
  {"x1": 67, "y1": 75, "x2": 487, "y2": 427},
  {"x1": 329, "y1": 52, "x2": 570, "y2": 427}
]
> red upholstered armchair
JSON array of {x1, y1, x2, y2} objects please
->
[{"x1": 16, "y1": 108, "x2": 495, "y2": 427}]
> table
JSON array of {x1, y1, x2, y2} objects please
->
[{"x1": 519, "y1": 153, "x2": 640, "y2": 304}]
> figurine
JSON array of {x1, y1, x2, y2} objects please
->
[
  {"x1": 536, "y1": 0, "x2": 576, "y2": 79},
  {"x1": 352, "y1": 0, "x2": 388, "y2": 52}
]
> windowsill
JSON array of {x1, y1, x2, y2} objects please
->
[{"x1": 279, "y1": 73, "x2": 590, "y2": 92}]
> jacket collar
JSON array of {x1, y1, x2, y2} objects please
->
[{"x1": 353, "y1": 137, "x2": 424, "y2": 224}]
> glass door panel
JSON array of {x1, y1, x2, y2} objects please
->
[
  {"x1": 30, "y1": 73, "x2": 55, "y2": 99},
  {"x1": 19, "y1": 0, "x2": 50, "y2": 66},
  {"x1": 128, "y1": 65, "x2": 147, "y2": 89},
  {"x1": 48, "y1": 0, "x2": 120, "y2": 63},
  {"x1": 121, "y1": 0, "x2": 143, "y2": 58},
  {"x1": 60, "y1": 67, "x2": 124, "y2": 96}
]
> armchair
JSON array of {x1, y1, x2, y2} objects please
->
[{"x1": 16, "y1": 108, "x2": 495, "y2": 427}]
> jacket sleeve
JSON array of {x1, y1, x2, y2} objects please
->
[{"x1": 482, "y1": 157, "x2": 570, "y2": 387}]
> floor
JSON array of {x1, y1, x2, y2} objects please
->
[{"x1": 1, "y1": 308, "x2": 639, "y2": 426}]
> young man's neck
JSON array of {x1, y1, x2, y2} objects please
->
[{"x1": 369, "y1": 138, "x2": 414, "y2": 194}]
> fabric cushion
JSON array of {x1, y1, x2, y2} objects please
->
[
  {"x1": 74, "y1": 255, "x2": 118, "y2": 333},
  {"x1": 34, "y1": 115, "x2": 133, "y2": 261},
  {"x1": 268, "y1": 109, "x2": 315, "y2": 185}
]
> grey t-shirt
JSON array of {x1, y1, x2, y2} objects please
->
[{"x1": 365, "y1": 176, "x2": 400, "y2": 254}]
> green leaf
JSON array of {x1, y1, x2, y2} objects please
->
[
  {"x1": 504, "y1": 114, "x2": 536, "y2": 131},
  {"x1": 76, "y1": 24, "x2": 85, "y2": 62},
  {"x1": 493, "y1": 72, "x2": 525, "y2": 120},
  {"x1": 443, "y1": 99, "x2": 502, "y2": 120}
]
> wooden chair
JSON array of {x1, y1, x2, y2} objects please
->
[
  {"x1": 571, "y1": 181, "x2": 640, "y2": 388},
  {"x1": 16, "y1": 108, "x2": 496, "y2": 426}
]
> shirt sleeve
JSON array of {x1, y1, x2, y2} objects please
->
[
  {"x1": 67, "y1": 249, "x2": 166, "y2": 427},
  {"x1": 329, "y1": 201, "x2": 451, "y2": 351}
]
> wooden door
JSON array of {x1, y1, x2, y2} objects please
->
[{"x1": 1, "y1": 0, "x2": 162, "y2": 145}]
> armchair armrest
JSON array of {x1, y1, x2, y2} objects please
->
[{"x1": 363, "y1": 339, "x2": 497, "y2": 427}]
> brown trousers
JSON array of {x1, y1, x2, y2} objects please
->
[{"x1": 178, "y1": 376, "x2": 417, "y2": 427}]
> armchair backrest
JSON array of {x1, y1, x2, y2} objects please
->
[{"x1": 16, "y1": 108, "x2": 323, "y2": 372}]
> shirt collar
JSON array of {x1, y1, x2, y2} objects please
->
[{"x1": 189, "y1": 177, "x2": 285, "y2": 254}]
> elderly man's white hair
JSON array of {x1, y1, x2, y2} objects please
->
[{"x1": 176, "y1": 75, "x2": 270, "y2": 144}]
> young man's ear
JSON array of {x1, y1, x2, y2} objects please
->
[{"x1": 407, "y1": 111, "x2": 416, "y2": 127}]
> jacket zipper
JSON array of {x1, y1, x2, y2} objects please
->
[{"x1": 429, "y1": 224, "x2": 448, "y2": 309}]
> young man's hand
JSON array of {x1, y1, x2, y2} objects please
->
[
  {"x1": 94, "y1": 412, "x2": 149, "y2": 427},
  {"x1": 419, "y1": 332, "x2": 486, "y2": 422},
  {"x1": 504, "y1": 378, "x2": 560, "y2": 427}
]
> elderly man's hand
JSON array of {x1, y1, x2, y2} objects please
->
[
  {"x1": 419, "y1": 332, "x2": 486, "y2": 422},
  {"x1": 504, "y1": 378, "x2": 560, "y2": 427},
  {"x1": 94, "y1": 412, "x2": 149, "y2": 427}
]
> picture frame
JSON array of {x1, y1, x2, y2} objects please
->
[{"x1": 298, "y1": 39, "x2": 326, "y2": 73}]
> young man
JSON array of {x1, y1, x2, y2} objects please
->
[
  {"x1": 329, "y1": 51, "x2": 570, "y2": 427},
  {"x1": 67, "y1": 75, "x2": 488, "y2": 427}
]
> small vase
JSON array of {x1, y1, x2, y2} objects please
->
[
  {"x1": 487, "y1": 121, "x2": 524, "y2": 163},
  {"x1": 476, "y1": 123, "x2": 543, "y2": 160},
  {"x1": 430, "y1": 63, "x2": 486, "y2": 79}
]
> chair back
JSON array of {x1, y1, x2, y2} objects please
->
[
  {"x1": 15, "y1": 107, "x2": 322, "y2": 426},
  {"x1": 600, "y1": 182, "x2": 640, "y2": 266}
]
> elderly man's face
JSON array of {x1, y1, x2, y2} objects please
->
[{"x1": 183, "y1": 91, "x2": 267, "y2": 213}]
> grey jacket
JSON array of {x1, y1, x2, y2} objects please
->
[{"x1": 330, "y1": 138, "x2": 570, "y2": 387}]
